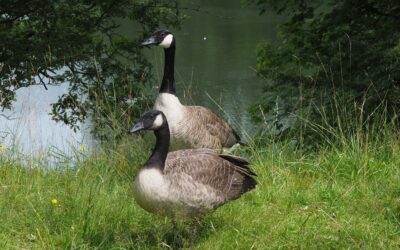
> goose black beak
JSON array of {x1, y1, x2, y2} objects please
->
[
  {"x1": 130, "y1": 121, "x2": 144, "y2": 133},
  {"x1": 141, "y1": 36, "x2": 157, "y2": 47}
]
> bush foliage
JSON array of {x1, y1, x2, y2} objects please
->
[{"x1": 248, "y1": 0, "x2": 400, "y2": 139}]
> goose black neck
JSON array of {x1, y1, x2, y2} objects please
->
[
  {"x1": 145, "y1": 123, "x2": 170, "y2": 171},
  {"x1": 159, "y1": 41, "x2": 176, "y2": 95}
]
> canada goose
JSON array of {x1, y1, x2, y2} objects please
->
[
  {"x1": 142, "y1": 30, "x2": 243, "y2": 153},
  {"x1": 129, "y1": 110, "x2": 256, "y2": 218}
]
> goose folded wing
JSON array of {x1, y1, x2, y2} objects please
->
[
  {"x1": 187, "y1": 106, "x2": 238, "y2": 145},
  {"x1": 165, "y1": 152, "x2": 255, "y2": 201},
  {"x1": 166, "y1": 148, "x2": 216, "y2": 161}
]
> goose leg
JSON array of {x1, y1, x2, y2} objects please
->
[
  {"x1": 188, "y1": 217, "x2": 202, "y2": 248},
  {"x1": 189, "y1": 225, "x2": 197, "y2": 248},
  {"x1": 171, "y1": 218, "x2": 178, "y2": 245}
]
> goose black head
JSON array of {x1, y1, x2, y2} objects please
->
[
  {"x1": 141, "y1": 29, "x2": 174, "y2": 48},
  {"x1": 130, "y1": 110, "x2": 167, "y2": 133}
]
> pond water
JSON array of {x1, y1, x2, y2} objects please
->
[
  {"x1": 0, "y1": 83, "x2": 93, "y2": 165},
  {"x1": 0, "y1": 2, "x2": 279, "y2": 159}
]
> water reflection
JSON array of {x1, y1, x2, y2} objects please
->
[{"x1": 0, "y1": 83, "x2": 92, "y2": 165}]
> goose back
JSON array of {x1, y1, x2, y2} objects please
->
[
  {"x1": 181, "y1": 106, "x2": 240, "y2": 150},
  {"x1": 161, "y1": 149, "x2": 255, "y2": 217},
  {"x1": 154, "y1": 94, "x2": 240, "y2": 152}
]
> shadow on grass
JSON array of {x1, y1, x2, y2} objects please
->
[
  {"x1": 139, "y1": 217, "x2": 222, "y2": 249},
  {"x1": 79, "y1": 216, "x2": 223, "y2": 249}
]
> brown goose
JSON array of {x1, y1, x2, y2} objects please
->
[
  {"x1": 129, "y1": 110, "x2": 256, "y2": 218},
  {"x1": 141, "y1": 30, "x2": 243, "y2": 153}
]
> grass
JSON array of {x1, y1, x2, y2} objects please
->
[{"x1": 0, "y1": 126, "x2": 399, "y2": 249}]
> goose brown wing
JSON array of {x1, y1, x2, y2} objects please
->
[
  {"x1": 165, "y1": 150, "x2": 256, "y2": 202},
  {"x1": 219, "y1": 154, "x2": 257, "y2": 176},
  {"x1": 186, "y1": 106, "x2": 240, "y2": 148},
  {"x1": 166, "y1": 148, "x2": 216, "y2": 161}
]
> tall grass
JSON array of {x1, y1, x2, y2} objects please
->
[{"x1": 1, "y1": 103, "x2": 399, "y2": 249}]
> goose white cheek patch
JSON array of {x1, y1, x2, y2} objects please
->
[
  {"x1": 159, "y1": 34, "x2": 173, "y2": 48},
  {"x1": 151, "y1": 114, "x2": 164, "y2": 129}
]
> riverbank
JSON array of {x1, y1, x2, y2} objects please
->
[{"x1": 1, "y1": 133, "x2": 399, "y2": 249}]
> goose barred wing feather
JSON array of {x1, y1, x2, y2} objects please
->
[
  {"x1": 185, "y1": 106, "x2": 240, "y2": 149},
  {"x1": 165, "y1": 149, "x2": 256, "y2": 209},
  {"x1": 218, "y1": 154, "x2": 257, "y2": 176},
  {"x1": 166, "y1": 148, "x2": 216, "y2": 161}
]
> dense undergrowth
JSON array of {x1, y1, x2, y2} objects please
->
[{"x1": 1, "y1": 120, "x2": 399, "y2": 249}]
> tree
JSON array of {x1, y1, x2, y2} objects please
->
[
  {"x1": 248, "y1": 0, "x2": 400, "y2": 140},
  {"x1": 0, "y1": 0, "x2": 182, "y2": 138}
]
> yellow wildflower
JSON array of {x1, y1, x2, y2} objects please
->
[
  {"x1": 79, "y1": 145, "x2": 86, "y2": 151},
  {"x1": 0, "y1": 145, "x2": 7, "y2": 150},
  {"x1": 51, "y1": 199, "x2": 58, "y2": 205}
]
